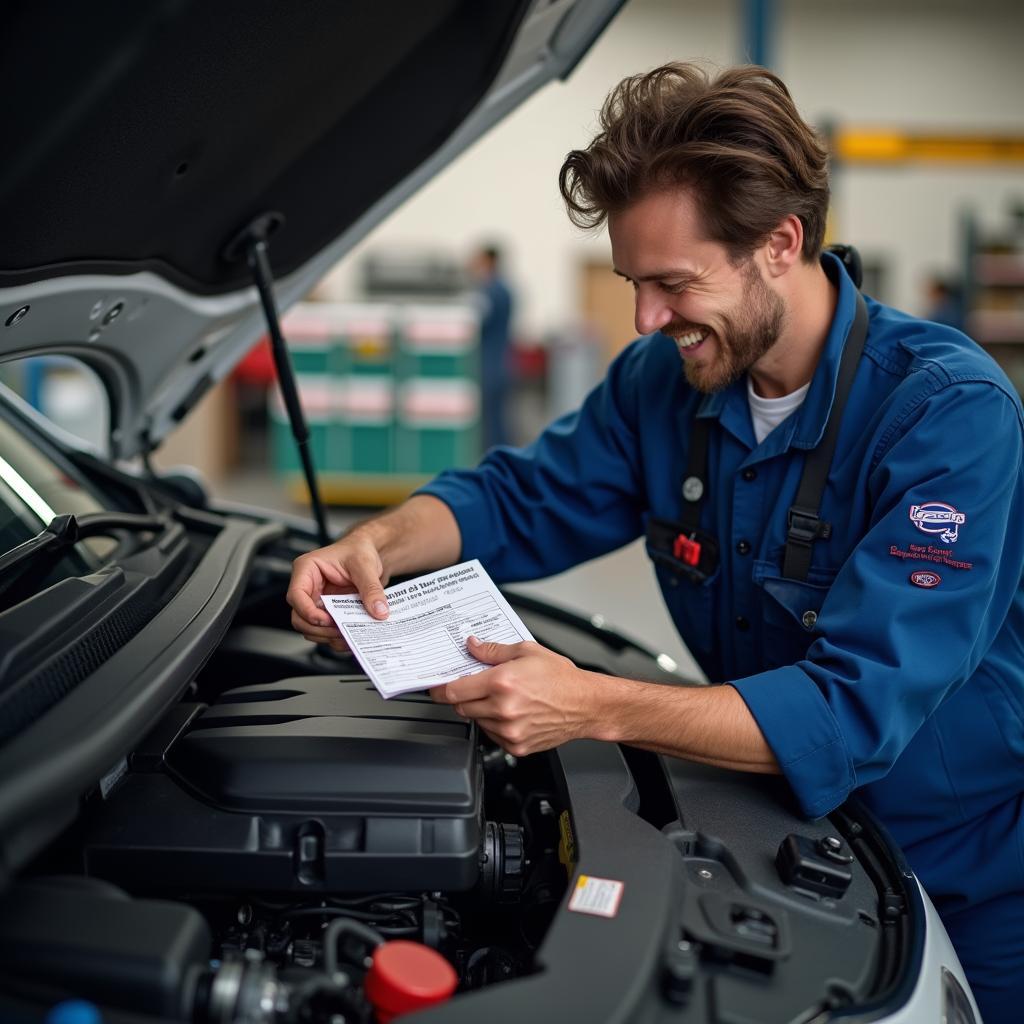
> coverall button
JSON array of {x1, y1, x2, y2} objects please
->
[
  {"x1": 742, "y1": 468, "x2": 757, "y2": 481},
  {"x1": 736, "y1": 540, "x2": 751, "y2": 555},
  {"x1": 801, "y1": 610, "x2": 818, "y2": 630},
  {"x1": 682, "y1": 476, "x2": 704, "y2": 502},
  {"x1": 735, "y1": 615, "x2": 750, "y2": 631}
]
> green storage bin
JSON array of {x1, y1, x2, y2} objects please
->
[
  {"x1": 280, "y1": 304, "x2": 397, "y2": 477},
  {"x1": 395, "y1": 424, "x2": 479, "y2": 474},
  {"x1": 269, "y1": 375, "x2": 331, "y2": 475},
  {"x1": 397, "y1": 305, "x2": 479, "y2": 380},
  {"x1": 334, "y1": 375, "x2": 395, "y2": 474},
  {"x1": 395, "y1": 378, "x2": 480, "y2": 474},
  {"x1": 332, "y1": 304, "x2": 396, "y2": 379},
  {"x1": 281, "y1": 305, "x2": 333, "y2": 374},
  {"x1": 331, "y1": 307, "x2": 396, "y2": 475},
  {"x1": 270, "y1": 409, "x2": 330, "y2": 474}
]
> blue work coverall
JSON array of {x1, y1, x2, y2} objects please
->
[
  {"x1": 421, "y1": 254, "x2": 1024, "y2": 1017},
  {"x1": 477, "y1": 272, "x2": 514, "y2": 449}
]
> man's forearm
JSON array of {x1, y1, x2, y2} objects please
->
[
  {"x1": 349, "y1": 494, "x2": 462, "y2": 579},
  {"x1": 590, "y1": 676, "x2": 780, "y2": 774}
]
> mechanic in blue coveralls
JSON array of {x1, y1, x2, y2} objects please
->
[
  {"x1": 288, "y1": 64, "x2": 1024, "y2": 1019},
  {"x1": 469, "y1": 243, "x2": 515, "y2": 449}
]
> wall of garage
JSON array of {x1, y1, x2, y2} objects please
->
[
  {"x1": 780, "y1": 0, "x2": 1024, "y2": 324},
  {"x1": 315, "y1": 0, "x2": 1024, "y2": 353}
]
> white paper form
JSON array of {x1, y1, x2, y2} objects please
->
[{"x1": 321, "y1": 559, "x2": 535, "y2": 698}]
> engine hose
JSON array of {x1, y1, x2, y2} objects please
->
[{"x1": 322, "y1": 918, "x2": 384, "y2": 975}]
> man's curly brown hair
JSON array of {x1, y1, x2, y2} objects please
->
[{"x1": 558, "y1": 63, "x2": 830, "y2": 263}]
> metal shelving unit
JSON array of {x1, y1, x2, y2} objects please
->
[{"x1": 962, "y1": 209, "x2": 1024, "y2": 392}]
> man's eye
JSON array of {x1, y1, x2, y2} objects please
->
[{"x1": 660, "y1": 282, "x2": 686, "y2": 295}]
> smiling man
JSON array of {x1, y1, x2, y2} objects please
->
[{"x1": 288, "y1": 64, "x2": 1024, "y2": 1018}]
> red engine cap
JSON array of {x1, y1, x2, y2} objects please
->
[{"x1": 365, "y1": 940, "x2": 458, "y2": 1023}]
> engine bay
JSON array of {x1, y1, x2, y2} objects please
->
[
  {"x1": 0, "y1": 513, "x2": 921, "y2": 1023},
  {"x1": 1, "y1": 657, "x2": 572, "y2": 1023}
]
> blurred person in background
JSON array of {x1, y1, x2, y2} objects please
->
[
  {"x1": 469, "y1": 243, "x2": 514, "y2": 449},
  {"x1": 290, "y1": 63, "x2": 1023, "y2": 1019},
  {"x1": 924, "y1": 274, "x2": 965, "y2": 330}
]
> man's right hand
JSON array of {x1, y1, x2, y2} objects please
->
[
  {"x1": 286, "y1": 531, "x2": 390, "y2": 651},
  {"x1": 285, "y1": 494, "x2": 463, "y2": 650}
]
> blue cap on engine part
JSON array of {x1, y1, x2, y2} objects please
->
[{"x1": 46, "y1": 1000, "x2": 102, "y2": 1024}]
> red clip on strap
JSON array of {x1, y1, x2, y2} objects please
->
[{"x1": 673, "y1": 534, "x2": 702, "y2": 567}]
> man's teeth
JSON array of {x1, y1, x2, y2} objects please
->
[{"x1": 677, "y1": 330, "x2": 706, "y2": 348}]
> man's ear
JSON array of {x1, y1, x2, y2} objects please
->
[{"x1": 762, "y1": 214, "x2": 804, "y2": 279}]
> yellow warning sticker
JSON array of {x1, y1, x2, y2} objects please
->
[{"x1": 567, "y1": 874, "x2": 624, "y2": 918}]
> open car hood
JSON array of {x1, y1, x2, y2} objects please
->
[{"x1": 0, "y1": 0, "x2": 624, "y2": 459}]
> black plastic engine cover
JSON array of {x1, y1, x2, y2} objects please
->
[
  {"x1": 84, "y1": 677, "x2": 483, "y2": 894},
  {"x1": 169, "y1": 678, "x2": 477, "y2": 814}
]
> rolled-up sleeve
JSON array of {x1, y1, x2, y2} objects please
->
[
  {"x1": 418, "y1": 339, "x2": 653, "y2": 582},
  {"x1": 732, "y1": 381, "x2": 1024, "y2": 819}
]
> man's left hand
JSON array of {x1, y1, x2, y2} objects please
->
[{"x1": 429, "y1": 636, "x2": 595, "y2": 756}]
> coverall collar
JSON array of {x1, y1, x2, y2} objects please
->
[{"x1": 694, "y1": 251, "x2": 858, "y2": 460}]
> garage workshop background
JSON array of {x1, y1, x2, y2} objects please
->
[{"x1": 5, "y1": 0, "x2": 1023, "y2": 678}]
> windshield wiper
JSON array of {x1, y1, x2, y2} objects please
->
[{"x1": 0, "y1": 511, "x2": 170, "y2": 581}]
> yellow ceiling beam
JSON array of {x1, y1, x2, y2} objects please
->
[{"x1": 833, "y1": 129, "x2": 1024, "y2": 165}]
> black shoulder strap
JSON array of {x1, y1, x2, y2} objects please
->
[
  {"x1": 781, "y1": 291, "x2": 870, "y2": 581},
  {"x1": 679, "y1": 416, "x2": 710, "y2": 534}
]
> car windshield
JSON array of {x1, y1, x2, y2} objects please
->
[{"x1": 0, "y1": 413, "x2": 111, "y2": 568}]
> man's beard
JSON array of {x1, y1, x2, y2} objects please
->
[{"x1": 683, "y1": 261, "x2": 786, "y2": 394}]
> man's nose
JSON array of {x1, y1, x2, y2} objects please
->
[{"x1": 634, "y1": 288, "x2": 673, "y2": 336}]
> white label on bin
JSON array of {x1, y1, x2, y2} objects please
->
[
  {"x1": 568, "y1": 875, "x2": 624, "y2": 918},
  {"x1": 284, "y1": 302, "x2": 395, "y2": 338},
  {"x1": 281, "y1": 308, "x2": 331, "y2": 344},
  {"x1": 406, "y1": 322, "x2": 474, "y2": 345},
  {"x1": 402, "y1": 305, "x2": 479, "y2": 352},
  {"x1": 337, "y1": 378, "x2": 393, "y2": 422},
  {"x1": 269, "y1": 377, "x2": 332, "y2": 422},
  {"x1": 399, "y1": 379, "x2": 479, "y2": 425}
]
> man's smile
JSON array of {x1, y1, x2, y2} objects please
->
[{"x1": 672, "y1": 325, "x2": 711, "y2": 355}]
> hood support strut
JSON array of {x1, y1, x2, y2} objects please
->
[{"x1": 231, "y1": 217, "x2": 330, "y2": 547}]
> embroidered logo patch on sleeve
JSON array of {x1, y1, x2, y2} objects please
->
[
  {"x1": 910, "y1": 570, "x2": 942, "y2": 588},
  {"x1": 908, "y1": 502, "x2": 966, "y2": 544}
]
